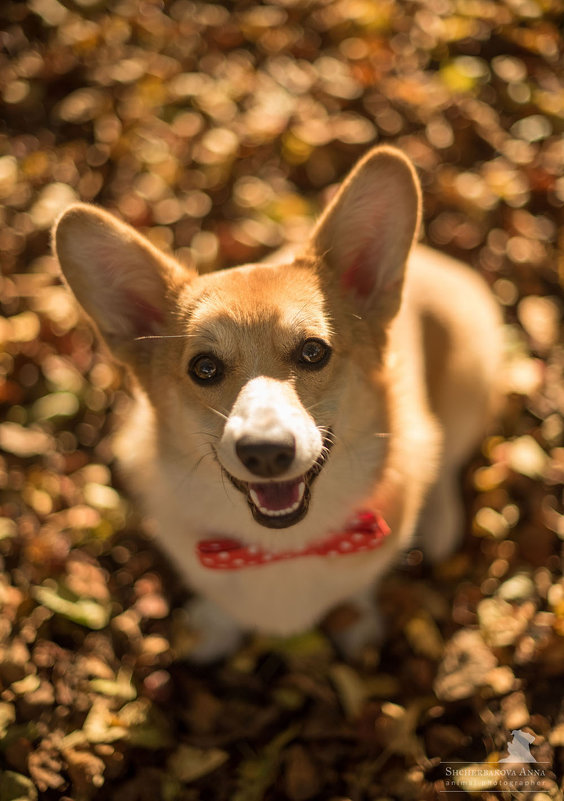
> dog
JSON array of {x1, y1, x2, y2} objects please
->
[{"x1": 54, "y1": 146, "x2": 502, "y2": 660}]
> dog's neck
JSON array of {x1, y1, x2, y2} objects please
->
[{"x1": 197, "y1": 510, "x2": 390, "y2": 570}]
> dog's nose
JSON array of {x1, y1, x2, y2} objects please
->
[{"x1": 236, "y1": 434, "x2": 296, "y2": 478}]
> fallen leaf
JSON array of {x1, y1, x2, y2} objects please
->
[
  {"x1": 434, "y1": 630, "x2": 497, "y2": 701},
  {"x1": 507, "y1": 436, "x2": 549, "y2": 479},
  {"x1": 0, "y1": 423, "x2": 53, "y2": 458},
  {"x1": 329, "y1": 663, "x2": 366, "y2": 719},
  {"x1": 478, "y1": 598, "x2": 532, "y2": 648},
  {"x1": 90, "y1": 668, "x2": 136, "y2": 701},
  {"x1": 233, "y1": 726, "x2": 300, "y2": 801},
  {"x1": 32, "y1": 583, "x2": 110, "y2": 630},
  {"x1": 0, "y1": 703, "x2": 16, "y2": 738},
  {"x1": 0, "y1": 771, "x2": 38, "y2": 801},
  {"x1": 404, "y1": 610, "x2": 444, "y2": 660},
  {"x1": 167, "y1": 745, "x2": 229, "y2": 783},
  {"x1": 284, "y1": 744, "x2": 320, "y2": 801}
]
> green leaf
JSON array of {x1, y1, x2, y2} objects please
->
[
  {"x1": 330, "y1": 663, "x2": 366, "y2": 719},
  {"x1": 10, "y1": 676, "x2": 40, "y2": 696},
  {"x1": 83, "y1": 698, "x2": 173, "y2": 749},
  {"x1": 0, "y1": 704, "x2": 16, "y2": 739},
  {"x1": 31, "y1": 391, "x2": 79, "y2": 421},
  {"x1": 0, "y1": 771, "x2": 38, "y2": 801},
  {"x1": 233, "y1": 725, "x2": 300, "y2": 801},
  {"x1": 117, "y1": 699, "x2": 173, "y2": 749},
  {"x1": 90, "y1": 668, "x2": 136, "y2": 701},
  {"x1": 32, "y1": 584, "x2": 110, "y2": 630},
  {"x1": 82, "y1": 699, "x2": 126, "y2": 745}
]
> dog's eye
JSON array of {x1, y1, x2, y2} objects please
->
[
  {"x1": 298, "y1": 338, "x2": 331, "y2": 368},
  {"x1": 189, "y1": 354, "x2": 224, "y2": 384}
]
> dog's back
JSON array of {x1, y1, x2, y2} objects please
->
[{"x1": 393, "y1": 244, "x2": 502, "y2": 561}]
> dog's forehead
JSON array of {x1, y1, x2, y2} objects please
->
[{"x1": 185, "y1": 262, "x2": 331, "y2": 343}]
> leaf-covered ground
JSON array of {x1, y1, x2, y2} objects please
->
[{"x1": 1, "y1": 1, "x2": 564, "y2": 799}]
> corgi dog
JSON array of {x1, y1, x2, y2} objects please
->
[{"x1": 54, "y1": 147, "x2": 502, "y2": 660}]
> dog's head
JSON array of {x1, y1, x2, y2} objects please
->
[{"x1": 54, "y1": 147, "x2": 420, "y2": 533}]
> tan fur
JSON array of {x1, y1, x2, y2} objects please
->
[{"x1": 54, "y1": 147, "x2": 502, "y2": 660}]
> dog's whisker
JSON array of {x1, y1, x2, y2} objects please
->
[
  {"x1": 204, "y1": 404, "x2": 229, "y2": 422},
  {"x1": 169, "y1": 430, "x2": 221, "y2": 441},
  {"x1": 164, "y1": 449, "x2": 209, "y2": 467},
  {"x1": 213, "y1": 457, "x2": 237, "y2": 509},
  {"x1": 305, "y1": 401, "x2": 331, "y2": 414},
  {"x1": 164, "y1": 434, "x2": 221, "y2": 465},
  {"x1": 335, "y1": 426, "x2": 390, "y2": 439},
  {"x1": 190, "y1": 444, "x2": 216, "y2": 463},
  {"x1": 132, "y1": 334, "x2": 193, "y2": 341},
  {"x1": 192, "y1": 450, "x2": 214, "y2": 473},
  {"x1": 331, "y1": 431, "x2": 364, "y2": 471},
  {"x1": 219, "y1": 468, "x2": 236, "y2": 506},
  {"x1": 208, "y1": 446, "x2": 237, "y2": 507},
  {"x1": 168, "y1": 448, "x2": 215, "y2": 495},
  {"x1": 317, "y1": 426, "x2": 338, "y2": 448}
]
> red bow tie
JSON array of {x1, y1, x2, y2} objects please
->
[{"x1": 197, "y1": 510, "x2": 390, "y2": 570}]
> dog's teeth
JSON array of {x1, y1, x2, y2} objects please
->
[
  {"x1": 249, "y1": 479, "x2": 307, "y2": 518},
  {"x1": 256, "y1": 501, "x2": 302, "y2": 517},
  {"x1": 250, "y1": 495, "x2": 303, "y2": 517}
]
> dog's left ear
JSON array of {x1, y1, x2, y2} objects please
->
[
  {"x1": 54, "y1": 204, "x2": 190, "y2": 358},
  {"x1": 310, "y1": 146, "x2": 421, "y2": 318}
]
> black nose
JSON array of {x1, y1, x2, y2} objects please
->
[{"x1": 236, "y1": 434, "x2": 296, "y2": 478}]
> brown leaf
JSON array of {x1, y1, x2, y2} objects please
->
[
  {"x1": 28, "y1": 740, "x2": 65, "y2": 792},
  {"x1": 63, "y1": 747, "x2": 106, "y2": 797},
  {"x1": 167, "y1": 744, "x2": 228, "y2": 783},
  {"x1": 434, "y1": 630, "x2": 497, "y2": 701},
  {"x1": 284, "y1": 744, "x2": 320, "y2": 801}
]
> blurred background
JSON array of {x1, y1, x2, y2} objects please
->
[{"x1": 0, "y1": 1, "x2": 563, "y2": 799}]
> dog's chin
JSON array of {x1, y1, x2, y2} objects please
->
[{"x1": 222, "y1": 433, "x2": 333, "y2": 530}]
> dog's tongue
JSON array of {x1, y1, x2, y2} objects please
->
[{"x1": 250, "y1": 479, "x2": 302, "y2": 512}]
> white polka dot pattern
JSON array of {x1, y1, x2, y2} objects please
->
[{"x1": 196, "y1": 510, "x2": 391, "y2": 570}]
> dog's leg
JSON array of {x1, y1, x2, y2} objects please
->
[
  {"x1": 329, "y1": 585, "x2": 384, "y2": 659},
  {"x1": 185, "y1": 596, "x2": 245, "y2": 663},
  {"x1": 418, "y1": 466, "x2": 464, "y2": 563}
]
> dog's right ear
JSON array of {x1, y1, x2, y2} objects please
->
[
  {"x1": 310, "y1": 146, "x2": 421, "y2": 322},
  {"x1": 54, "y1": 204, "x2": 190, "y2": 354}
]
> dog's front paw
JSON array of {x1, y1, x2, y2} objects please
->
[
  {"x1": 332, "y1": 607, "x2": 384, "y2": 660},
  {"x1": 184, "y1": 596, "x2": 245, "y2": 663},
  {"x1": 419, "y1": 471, "x2": 464, "y2": 564},
  {"x1": 325, "y1": 588, "x2": 384, "y2": 660}
]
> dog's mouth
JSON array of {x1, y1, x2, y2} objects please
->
[{"x1": 223, "y1": 432, "x2": 333, "y2": 529}]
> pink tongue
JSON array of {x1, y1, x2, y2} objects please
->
[{"x1": 251, "y1": 480, "x2": 301, "y2": 512}]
